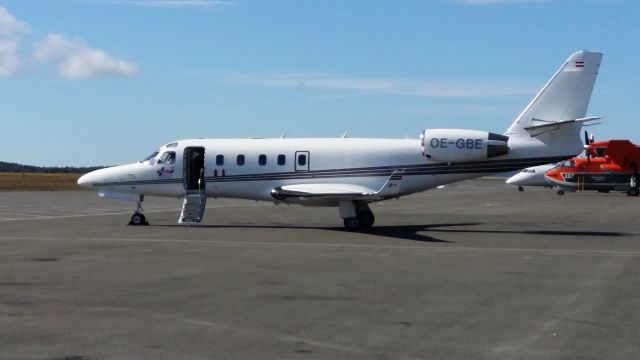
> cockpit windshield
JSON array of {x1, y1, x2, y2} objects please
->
[
  {"x1": 142, "y1": 151, "x2": 160, "y2": 164},
  {"x1": 561, "y1": 160, "x2": 575, "y2": 168},
  {"x1": 157, "y1": 151, "x2": 176, "y2": 164}
]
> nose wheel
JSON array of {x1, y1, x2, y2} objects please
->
[
  {"x1": 128, "y1": 195, "x2": 149, "y2": 226},
  {"x1": 129, "y1": 213, "x2": 148, "y2": 226}
]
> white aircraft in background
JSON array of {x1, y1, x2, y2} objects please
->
[
  {"x1": 506, "y1": 163, "x2": 557, "y2": 192},
  {"x1": 78, "y1": 50, "x2": 603, "y2": 230}
]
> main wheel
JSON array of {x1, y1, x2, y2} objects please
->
[
  {"x1": 343, "y1": 216, "x2": 360, "y2": 231},
  {"x1": 627, "y1": 187, "x2": 640, "y2": 197},
  {"x1": 518, "y1": 186, "x2": 524, "y2": 192},
  {"x1": 357, "y1": 210, "x2": 375, "y2": 229},
  {"x1": 129, "y1": 213, "x2": 147, "y2": 226}
]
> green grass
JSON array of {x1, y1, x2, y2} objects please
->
[{"x1": 0, "y1": 172, "x2": 85, "y2": 191}]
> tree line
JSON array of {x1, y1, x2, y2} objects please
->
[{"x1": 0, "y1": 161, "x2": 104, "y2": 174}]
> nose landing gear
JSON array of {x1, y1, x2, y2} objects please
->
[{"x1": 128, "y1": 195, "x2": 149, "y2": 226}]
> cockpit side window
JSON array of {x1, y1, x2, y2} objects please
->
[
  {"x1": 157, "y1": 151, "x2": 176, "y2": 165},
  {"x1": 142, "y1": 151, "x2": 160, "y2": 164}
]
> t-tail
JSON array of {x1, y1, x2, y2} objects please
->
[{"x1": 505, "y1": 50, "x2": 603, "y2": 159}]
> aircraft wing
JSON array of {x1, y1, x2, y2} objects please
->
[
  {"x1": 271, "y1": 183, "x2": 379, "y2": 202},
  {"x1": 271, "y1": 171, "x2": 405, "y2": 202}
]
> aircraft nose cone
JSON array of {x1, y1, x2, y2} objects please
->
[
  {"x1": 77, "y1": 172, "x2": 93, "y2": 188},
  {"x1": 505, "y1": 174, "x2": 522, "y2": 185}
]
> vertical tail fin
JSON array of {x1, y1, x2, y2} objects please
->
[{"x1": 506, "y1": 50, "x2": 603, "y2": 136}]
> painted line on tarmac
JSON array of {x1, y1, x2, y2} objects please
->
[
  {"x1": 0, "y1": 203, "x2": 268, "y2": 222},
  {"x1": 1, "y1": 235, "x2": 639, "y2": 257}
]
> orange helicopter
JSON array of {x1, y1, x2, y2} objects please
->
[{"x1": 545, "y1": 132, "x2": 640, "y2": 196}]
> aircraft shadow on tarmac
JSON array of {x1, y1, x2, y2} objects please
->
[
  {"x1": 424, "y1": 228, "x2": 632, "y2": 237},
  {"x1": 150, "y1": 222, "x2": 632, "y2": 243},
  {"x1": 150, "y1": 223, "x2": 474, "y2": 243}
]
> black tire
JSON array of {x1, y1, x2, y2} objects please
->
[
  {"x1": 343, "y1": 217, "x2": 360, "y2": 231},
  {"x1": 627, "y1": 187, "x2": 640, "y2": 197},
  {"x1": 129, "y1": 213, "x2": 147, "y2": 226},
  {"x1": 358, "y1": 210, "x2": 375, "y2": 229},
  {"x1": 557, "y1": 190, "x2": 565, "y2": 196},
  {"x1": 518, "y1": 186, "x2": 524, "y2": 192}
]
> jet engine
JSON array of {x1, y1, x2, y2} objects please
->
[{"x1": 421, "y1": 129, "x2": 509, "y2": 162}]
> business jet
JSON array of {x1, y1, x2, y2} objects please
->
[
  {"x1": 505, "y1": 163, "x2": 557, "y2": 191},
  {"x1": 78, "y1": 50, "x2": 603, "y2": 230}
]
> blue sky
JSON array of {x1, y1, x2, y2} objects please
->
[{"x1": 1, "y1": 0, "x2": 638, "y2": 166}]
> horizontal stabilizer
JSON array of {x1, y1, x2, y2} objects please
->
[{"x1": 524, "y1": 116, "x2": 603, "y2": 137}]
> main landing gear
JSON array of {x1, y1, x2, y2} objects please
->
[
  {"x1": 128, "y1": 195, "x2": 149, "y2": 226},
  {"x1": 340, "y1": 200, "x2": 375, "y2": 231}
]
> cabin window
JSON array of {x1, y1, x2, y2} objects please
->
[
  {"x1": 216, "y1": 154, "x2": 224, "y2": 166},
  {"x1": 259, "y1": 154, "x2": 267, "y2": 166},
  {"x1": 277, "y1": 154, "x2": 286, "y2": 166},
  {"x1": 297, "y1": 154, "x2": 307, "y2": 166},
  {"x1": 157, "y1": 151, "x2": 176, "y2": 164},
  {"x1": 237, "y1": 154, "x2": 245, "y2": 166}
]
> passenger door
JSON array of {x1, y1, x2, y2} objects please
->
[{"x1": 183, "y1": 147, "x2": 206, "y2": 191}]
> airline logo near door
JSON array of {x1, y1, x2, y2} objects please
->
[{"x1": 157, "y1": 167, "x2": 175, "y2": 177}]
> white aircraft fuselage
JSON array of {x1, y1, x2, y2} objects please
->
[
  {"x1": 78, "y1": 50, "x2": 604, "y2": 230},
  {"x1": 80, "y1": 137, "x2": 571, "y2": 201}
]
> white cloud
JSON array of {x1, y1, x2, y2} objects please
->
[
  {"x1": 0, "y1": 6, "x2": 30, "y2": 76},
  {"x1": 34, "y1": 33, "x2": 138, "y2": 79},
  {"x1": 95, "y1": 0, "x2": 231, "y2": 8},
  {"x1": 226, "y1": 72, "x2": 536, "y2": 98},
  {"x1": 0, "y1": 6, "x2": 138, "y2": 79}
]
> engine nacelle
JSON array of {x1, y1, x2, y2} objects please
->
[{"x1": 421, "y1": 129, "x2": 509, "y2": 162}]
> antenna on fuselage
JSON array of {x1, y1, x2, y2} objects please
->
[
  {"x1": 280, "y1": 132, "x2": 289, "y2": 139},
  {"x1": 341, "y1": 131, "x2": 350, "y2": 138}
]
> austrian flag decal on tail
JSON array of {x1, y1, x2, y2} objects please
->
[{"x1": 575, "y1": 61, "x2": 585, "y2": 68}]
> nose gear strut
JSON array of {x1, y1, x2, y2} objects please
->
[{"x1": 128, "y1": 195, "x2": 149, "y2": 226}]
